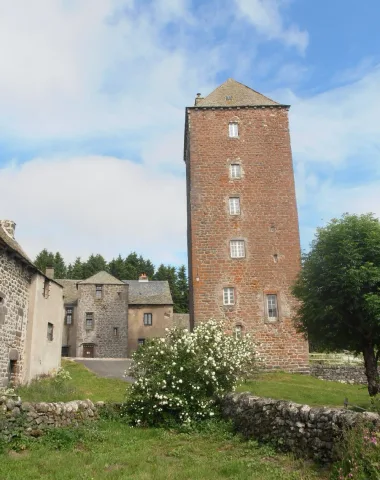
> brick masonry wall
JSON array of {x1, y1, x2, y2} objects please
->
[
  {"x1": 0, "y1": 248, "x2": 31, "y2": 387},
  {"x1": 185, "y1": 106, "x2": 309, "y2": 372},
  {"x1": 222, "y1": 392, "x2": 380, "y2": 463},
  {"x1": 76, "y1": 284, "x2": 128, "y2": 358}
]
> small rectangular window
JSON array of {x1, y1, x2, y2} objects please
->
[
  {"x1": 223, "y1": 287, "x2": 235, "y2": 305},
  {"x1": 229, "y1": 197, "x2": 240, "y2": 215},
  {"x1": 43, "y1": 279, "x2": 50, "y2": 298},
  {"x1": 143, "y1": 313, "x2": 152, "y2": 326},
  {"x1": 229, "y1": 122, "x2": 239, "y2": 137},
  {"x1": 113, "y1": 327, "x2": 119, "y2": 336},
  {"x1": 230, "y1": 240, "x2": 245, "y2": 258},
  {"x1": 65, "y1": 308, "x2": 73, "y2": 325},
  {"x1": 230, "y1": 164, "x2": 241, "y2": 179},
  {"x1": 85, "y1": 312, "x2": 94, "y2": 330},
  {"x1": 235, "y1": 325, "x2": 243, "y2": 340},
  {"x1": 138, "y1": 338, "x2": 145, "y2": 347},
  {"x1": 266, "y1": 294, "x2": 278, "y2": 320},
  {"x1": 47, "y1": 322, "x2": 54, "y2": 341},
  {"x1": 95, "y1": 285, "x2": 102, "y2": 298}
]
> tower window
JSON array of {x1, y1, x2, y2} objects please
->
[
  {"x1": 223, "y1": 287, "x2": 235, "y2": 305},
  {"x1": 113, "y1": 327, "x2": 119, "y2": 336},
  {"x1": 230, "y1": 240, "x2": 245, "y2": 258},
  {"x1": 266, "y1": 294, "x2": 278, "y2": 320},
  {"x1": 230, "y1": 164, "x2": 241, "y2": 179},
  {"x1": 229, "y1": 122, "x2": 239, "y2": 137},
  {"x1": 95, "y1": 285, "x2": 103, "y2": 298},
  {"x1": 143, "y1": 313, "x2": 153, "y2": 326},
  {"x1": 229, "y1": 197, "x2": 240, "y2": 215},
  {"x1": 235, "y1": 325, "x2": 243, "y2": 340},
  {"x1": 85, "y1": 312, "x2": 94, "y2": 330},
  {"x1": 65, "y1": 308, "x2": 73, "y2": 325}
]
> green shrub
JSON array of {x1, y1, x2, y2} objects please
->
[
  {"x1": 122, "y1": 320, "x2": 258, "y2": 427},
  {"x1": 332, "y1": 421, "x2": 380, "y2": 479}
]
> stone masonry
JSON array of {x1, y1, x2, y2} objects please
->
[
  {"x1": 76, "y1": 283, "x2": 128, "y2": 358},
  {"x1": 185, "y1": 79, "x2": 309, "y2": 371},
  {"x1": 0, "y1": 248, "x2": 31, "y2": 387}
]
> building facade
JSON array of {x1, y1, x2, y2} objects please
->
[
  {"x1": 0, "y1": 220, "x2": 64, "y2": 387},
  {"x1": 184, "y1": 79, "x2": 309, "y2": 372}
]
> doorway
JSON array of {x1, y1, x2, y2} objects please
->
[{"x1": 83, "y1": 344, "x2": 94, "y2": 358}]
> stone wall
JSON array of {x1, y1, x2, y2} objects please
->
[
  {"x1": 76, "y1": 283, "x2": 128, "y2": 358},
  {"x1": 172, "y1": 313, "x2": 190, "y2": 329},
  {"x1": 0, "y1": 248, "x2": 31, "y2": 387},
  {"x1": 221, "y1": 392, "x2": 380, "y2": 463},
  {"x1": 311, "y1": 364, "x2": 369, "y2": 384},
  {"x1": 0, "y1": 395, "x2": 101, "y2": 441}
]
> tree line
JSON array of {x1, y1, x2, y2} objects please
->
[{"x1": 35, "y1": 249, "x2": 189, "y2": 314}]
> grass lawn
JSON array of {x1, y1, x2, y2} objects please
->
[
  {"x1": 15, "y1": 360, "x2": 128, "y2": 403},
  {"x1": 0, "y1": 421, "x2": 328, "y2": 480},
  {"x1": 237, "y1": 372, "x2": 371, "y2": 409}
]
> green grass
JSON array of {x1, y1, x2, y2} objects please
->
[
  {"x1": 237, "y1": 372, "x2": 372, "y2": 409},
  {"x1": 0, "y1": 420, "x2": 328, "y2": 480},
  {"x1": 15, "y1": 360, "x2": 128, "y2": 403}
]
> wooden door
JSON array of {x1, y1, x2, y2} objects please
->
[{"x1": 83, "y1": 344, "x2": 94, "y2": 358}]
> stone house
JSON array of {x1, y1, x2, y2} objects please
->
[
  {"x1": 184, "y1": 79, "x2": 309, "y2": 372},
  {"x1": 123, "y1": 274, "x2": 174, "y2": 355},
  {"x1": 0, "y1": 220, "x2": 64, "y2": 387},
  {"x1": 56, "y1": 272, "x2": 176, "y2": 358}
]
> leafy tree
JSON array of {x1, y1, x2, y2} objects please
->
[{"x1": 293, "y1": 213, "x2": 380, "y2": 396}]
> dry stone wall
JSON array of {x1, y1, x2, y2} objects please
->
[
  {"x1": 0, "y1": 395, "x2": 102, "y2": 441},
  {"x1": 311, "y1": 364, "x2": 369, "y2": 385},
  {"x1": 221, "y1": 392, "x2": 380, "y2": 463}
]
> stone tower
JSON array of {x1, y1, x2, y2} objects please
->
[{"x1": 184, "y1": 78, "x2": 309, "y2": 372}]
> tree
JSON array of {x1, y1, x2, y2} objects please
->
[
  {"x1": 35, "y1": 249, "x2": 55, "y2": 273},
  {"x1": 82, "y1": 254, "x2": 108, "y2": 278},
  {"x1": 53, "y1": 252, "x2": 67, "y2": 278},
  {"x1": 292, "y1": 213, "x2": 380, "y2": 396},
  {"x1": 175, "y1": 265, "x2": 189, "y2": 313},
  {"x1": 68, "y1": 257, "x2": 84, "y2": 279},
  {"x1": 108, "y1": 255, "x2": 126, "y2": 280}
]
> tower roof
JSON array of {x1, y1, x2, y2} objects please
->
[
  {"x1": 79, "y1": 271, "x2": 125, "y2": 285},
  {"x1": 195, "y1": 78, "x2": 279, "y2": 107}
]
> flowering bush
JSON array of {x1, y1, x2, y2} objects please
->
[
  {"x1": 53, "y1": 367, "x2": 72, "y2": 384},
  {"x1": 332, "y1": 421, "x2": 380, "y2": 480},
  {"x1": 122, "y1": 320, "x2": 258, "y2": 427}
]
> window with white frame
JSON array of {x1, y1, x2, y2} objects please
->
[
  {"x1": 143, "y1": 313, "x2": 152, "y2": 326},
  {"x1": 85, "y1": 312, "x2": 94, "y2": 330},
  {"x1": 235, "y1": 325, "x2": 243, "y2": 340},
  {"x1": 223, "y1": 287, "x2": 235, "y2": 305},
  {"x1": 230, "y1": 163, "x2": 241, "y2": 179},
  {"x1": 229, "y1": 197, "x2": 240, "y2": 215},
  {"x1": 230, "y1": 240, "x2": 245, "y2": 258},
  {"x1": 95, "y1": 285, "x2": 102, "y2": 299},
  {"x1": 65, "y1": 308, "x2": 73, "y2": 325},
  {"x1": 266, "y1": 294, "x2": 278, "y2": 320},
  {"x1": 229, "y1": 122, "x2": 239, "y2": 137}
]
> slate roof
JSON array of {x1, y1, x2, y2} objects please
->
[
  {"x1": 78, "y1": 271, "x2": 125, "y2": 285},
  {"x1": 123, "y1": 280, "x2": 173, "y2": 305},
  {"x1": 0, "y1": 223, "x2": 34, "y2": 266},
  {"x1": 55, "y1": 279, "x2": 79, "y2": 304},
  {"x1": 194, "y1": 78, "x2": 280, "y2": 108}
]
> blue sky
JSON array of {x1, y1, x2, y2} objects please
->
[{"x1": 0, "y1": 0, "x2": 379, "y2": 267}]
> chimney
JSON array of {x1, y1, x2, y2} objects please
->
[
  {"x1": 45, "y1": 266, "x2": 55, "y2": 279},
  {"x1": 138, "y1": 273, "x2": 148, "y2": 282},
  {"x1": 194, "y1": 93, "x2": 203, "y2": 106},
  {"x1": 0, "y1": 220, "x2": 16, "y2": 239}
]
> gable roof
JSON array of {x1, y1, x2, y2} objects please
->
[
  {"x1": 194, "y1": 78, "x2": 279, "y2": 108},
  {"x1": 123, "y1": 280, "x2": 173, "y2": 305},
  {"x1": 79, "y1": 271, "x2": 125, "y2": 285},
  {"x1": 55, "y1": 279, "x2": 79, "y2": 304}
]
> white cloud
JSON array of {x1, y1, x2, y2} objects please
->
[
  {"x1": 234, "y1": 0, "x2": 308, "y2": 53},
  {"x1": 0, "y1": 155, "x2": 187, "y2": 265}
]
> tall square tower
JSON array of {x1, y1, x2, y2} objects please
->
[{"x1": 184, "y1": 79, "x2": 308, "y2": 372}]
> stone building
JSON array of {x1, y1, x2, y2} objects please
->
[
  {"x1": 184, "y1": 78, "x2": 309, "y2": 372},
  {"x1": 0, "y1": 220, "x2": 64, "y2": 387},
  {"x1": 57, "y1": 272, "x2": 176, "y2": 358},
  {"x1": 123, "y1": 274, "x2": 174, "y2": 355}
]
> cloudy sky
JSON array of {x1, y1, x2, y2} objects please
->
[{"x1": 1, "y1": 0, "x2": 379, "y2": 267}]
